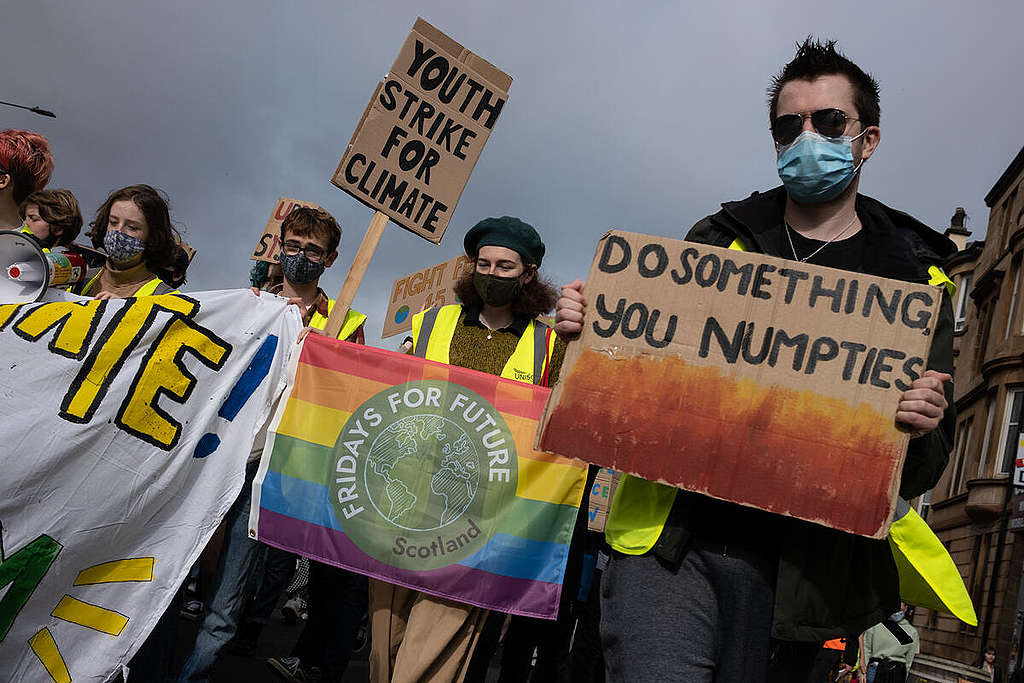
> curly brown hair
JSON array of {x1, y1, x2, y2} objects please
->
[
  {"x1": 452, "y1": 267, "x2": 558, "y2": 320},
  {"x1": 90, "y1": 185, "x2": 182, "y2": 273},
  {"x1": 20, "y1": 188, "x2": 82, "y2": 246}
]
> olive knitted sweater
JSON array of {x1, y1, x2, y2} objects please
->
[{"x1": 443, "y1": 308, "x2": 566, "y2": 385}]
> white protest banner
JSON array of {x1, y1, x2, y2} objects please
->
[{"x1": 0, "y1": 290, "x2": 301, "y2": 682}]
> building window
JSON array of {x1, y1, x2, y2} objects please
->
[
  {"x1": 966, "y1": 532, "x2": 993, "y2": 634},
  {"x1": 1007, "y1": 262, "x2": 1022, "y2": 339},
  {"x1": 949, "y1": 417, "x2": 974, "y2": 496},
  {"x1": 1004, "y1": 189, "x2": 1018, "y2": 248},
  {"x1": 978, "y1": 394, "x2": 996, "y2": 477},
  {"x1": 975, "y1": 300, "x2": 993, "y2": 371},
  {"x1": 956, "y1": 273, "x2": 972, "y2": 332},
  {"x1": 998, "y1": 388, "x2": 1024, "y2": 475}
]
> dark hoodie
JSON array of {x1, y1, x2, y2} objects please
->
[{"x1": 656, "y1": 186, "x2": 957, "y2": 641}]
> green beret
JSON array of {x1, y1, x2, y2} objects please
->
[{"x1": 463, "y1": 216, "x2": 545, "y2": 267}]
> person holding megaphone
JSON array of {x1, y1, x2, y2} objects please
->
[{"x1": 77, "y1": 184, "x2": 183, "y2": 298}]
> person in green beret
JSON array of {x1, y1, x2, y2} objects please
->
[{"x1": 368, "y1": 216, "x2": 566, "y2": 683}]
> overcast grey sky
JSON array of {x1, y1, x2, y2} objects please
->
[{"x1": 5, "y1": 1, "x2": 1022, "y2": 345}]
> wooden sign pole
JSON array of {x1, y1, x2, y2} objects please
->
[{"x1": 323, "y1": 210, "x2": 389, "y2": 338}]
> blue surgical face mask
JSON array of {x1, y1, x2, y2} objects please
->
[
  {"x1": 890, "y1": 611, "x2": 905, "y2": 622},
  {"x1": 776, "y1": 130, "x2": 866, "y2": 204}
]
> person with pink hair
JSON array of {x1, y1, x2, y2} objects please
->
[{"x1": 0, "y1": 129, "x2": 54, "y2": 229}]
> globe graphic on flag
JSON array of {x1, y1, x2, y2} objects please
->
[{"x1": 364, "y1": 414, "x2": 481, "y2": 532}]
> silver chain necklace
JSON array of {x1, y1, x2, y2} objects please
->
[{"x1": 785, "y1": 215, "x2": 859, "y2": 263}]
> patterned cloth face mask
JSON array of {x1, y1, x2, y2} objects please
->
[
  {"x1": 279, "y1": 251, "x2": 325, "y2": 285},
  {"x1": 103, "y1": 230, "x2": 146, "y2": 264}
]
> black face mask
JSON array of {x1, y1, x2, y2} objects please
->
[
  {"x1": 473, "y1": 272, "x2": 522, "y2": 307},
  {"x1": 279, "y1": 251, "x2": 325, "y2": 285}
]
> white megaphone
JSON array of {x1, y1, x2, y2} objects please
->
[{"x1": 0, "y1": 229, "x2": 92, "y2": 303}]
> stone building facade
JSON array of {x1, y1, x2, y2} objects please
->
[{"x1": 915, "y1": 144, "x2": 1024, "y2": 676}]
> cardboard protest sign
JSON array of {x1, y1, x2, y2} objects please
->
[
  {"x1": 332, "y1": 18, "x2": 511, "y2": 244},
  {"x1": 586, "y1": 468, "x2": 622, "y2": 533},
  {"x1": 539, "y1": 231, "x2": 943, "y2": 538},
  {"x1": 383, "y1": 254, "x2": 472, "y2": 338},
  {"x1": 251, "y1": 197, "x2": 324, "y2": 263}
]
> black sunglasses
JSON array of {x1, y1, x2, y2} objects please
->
[{"x1": 771, "y1": 108, "x2": 860, "y2": 146}]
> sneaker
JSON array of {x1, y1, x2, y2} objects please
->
[
  {"x1": 281, "y1": 596, "x2": 307, "y2": 624},
  {"x1": 353, "y1": 614, "x2": 368, "y2": 653},
  {"x1": 179, "y1": 599, "x2": 203, "y2": 622},
  {"x1": 267, "y1": 656, "x2": 307, "y2": 682}
]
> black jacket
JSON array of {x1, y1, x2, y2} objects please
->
[{"x1": 657, "y1": 186, "x2": 957, "y2": 641}]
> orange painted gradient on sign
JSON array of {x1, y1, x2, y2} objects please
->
[{"x1": 540, "y1": 349, "x2": 904, "y2": 537}]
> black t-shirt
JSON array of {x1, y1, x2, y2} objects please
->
[{"x1": 778, "y1": 222, "x2": 867, "y2": 273}]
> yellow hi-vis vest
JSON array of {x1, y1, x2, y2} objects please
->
[
  {"x1": 308, "y1": 298, "x2": 367, "y2": 341},
  {"x1": 80, "y1": 271, "x2": 170, "y2": 297},
  {"x1": 411, "y1": 304, "x2": 556, "y2": 385},
  {"x1": 606, "y1": 236, "x2": 976, "y2": 625}
]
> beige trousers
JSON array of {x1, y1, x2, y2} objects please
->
[{"x1": 369, "y1": 578, "x2": 488, "y2": 683}]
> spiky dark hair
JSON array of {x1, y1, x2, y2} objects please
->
[{"x1": 768, "y1": 37, "x2": 880, "y2": 128}]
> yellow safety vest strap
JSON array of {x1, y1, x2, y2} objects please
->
[
  {"x1": 413, "y1": 306, "x2": 442, "y2": 359},
  {"x1": 888, "y1": 498, "x2": 976, "y2": 625},
  {"x1": 928, "y1": 265, "x2": 957, "y2": 298},
  {"x1": 530, "y1": 320, "x2": 549, "y2": 386},
  {"x1": 412, "y1": 305, "x2": 551, "y2": 386},
  {"x1": 134, "y1": 278, "x2": 171, "y2": 296},
  {"x1": 80, "y1": 275, "x2": 172, "y2": 297},
  {"x1": 412, "y1": 305, "x2": 462, "y2": 365},
  {"x1": 309, "y1": 301, "x2": 367, "y2": 340},
  {"x1": 728, "y1": 238, "x2": 747, "y2": 252}
]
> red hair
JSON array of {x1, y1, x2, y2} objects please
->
[{"x1": 0, "y1": 129, "x2": 55, "y2": 204}]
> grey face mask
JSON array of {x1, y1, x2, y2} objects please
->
[
  {"x1": 279, "y1": 251, "x2": 325, "y2": 285},
  {"x1": 104, "y1": 230, "x2": 146, "y2": 264}
]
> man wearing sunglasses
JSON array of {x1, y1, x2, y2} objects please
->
[{"x1": 557, "y1": 38, "x2": 958, "y2": 681}]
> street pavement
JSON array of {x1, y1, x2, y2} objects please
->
[{"x1": 172, "y1": 607, "x2": 371, "y2": 682}]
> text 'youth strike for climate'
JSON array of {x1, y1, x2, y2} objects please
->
[{"x1": 333, "y1": 18, "x2": 512, "y2": 243}]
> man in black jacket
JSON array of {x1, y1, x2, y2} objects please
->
[{"x1": 556, "y1": 38, "x2": 956, "y2": 682}]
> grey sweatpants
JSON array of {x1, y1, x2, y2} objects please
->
[{"x1": 599, "y1": 538, "x2": 778, "y2": 683}]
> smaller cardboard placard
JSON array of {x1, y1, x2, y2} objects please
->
[
  {"x1": 251, "y1": 197, "x2": 324, "y2": 263},
  {"x1": 383, "y1": 254, "x2": 472, "y2": 338},
  {"x1": 332, "y1": 18, "x2": 511, "y2": 244},
  {"x1": 540, "y1": 231, "x2": 943, "y2": 538},
  {"x1": 586, "y1": 468, "x2": 622, "y2": 533}
]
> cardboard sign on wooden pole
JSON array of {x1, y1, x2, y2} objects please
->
[
  {"x1": 331, "y1": 18, "x2": 511, "y2": 244},
  {"x1": 251, "y1": 197, "x2": 324, "y2": 263},
  {"x1": 539, "y1": 231, "x2": 943, "y2": 539},
  {"x1": 382, "y1": 254, "x2": 472, "y2": 338}
]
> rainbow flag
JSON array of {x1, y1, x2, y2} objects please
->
[{"x1": 250, "y1": 333, "x2": 587, "y2": 619}]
